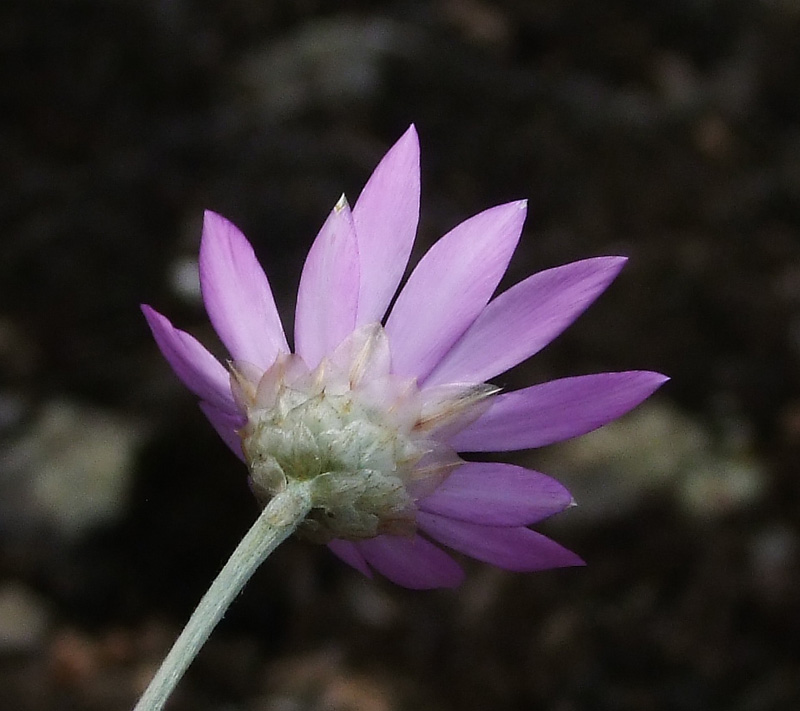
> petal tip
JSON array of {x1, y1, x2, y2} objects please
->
[
  {"x1": 496, "y1": 199, "x2": 529, "y2": 224},
  {"x1": 201, "y1": 209, "x2": 229, "y2": 237},
  {"x1": 398, "y1": 123, "x2": 420, "y2": 148},
  {"x1": 141, "y1": 303, "x2": 167, "y2": 330},
  {"x1": 335, "y1": 193, "x2": 350, "y2": 212},
  {"x1": 200, "y1": 211, "x2": 250, "y2": 258},
  {"x1": 586, "y1": 255, "x2": 629, "y2": 290},
  {"x1": 494, "y1": 199, "x2": 527, "y2": 214},
  {"x1": 577, "y1": 255, "x2": 628, "y2": 281},
  {"x1": 648, "y1": 372, "x2": 671, "y2": 389},
  {"x1": 541, "y1": 544, "x2": 587, "y2": 571},
  {"x1": 604, "y1": 254, "x2": 629, "y2": 271}
]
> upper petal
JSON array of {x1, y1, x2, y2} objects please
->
[
  {"x1": 294, "y1": 196, "x2": 360, "y2": 370},
  {"x1": 425, "y1": 257, "x2": 627, "y2": 386},
  {"x1": 417, "y1": 513, "x2": 584, "y2": 572},
  {"x1": 353, "y1": 125, "x2": 421, "y2": 326},
  {"x1": 450, "y1": 371, "x2": 669, "y2": 452},
  {"x1": 418, "y1": 462, "x2": 573, "y2": 526},
  {"x1": 386, "y1": 201, "x2": 527, "y2": 381},
  {"x1": 356, "y1": 534, "x2": 464, "y2": 589},
  {"x1": 199, "y1": 211, "x2": 288, "y2": 370},
  {"x1": 141, "y1": 305, "x2": 236, "y2": 414}
]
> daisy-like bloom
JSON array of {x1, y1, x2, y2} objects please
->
[{"x1": 142, "y1": 126, "x2": 666, "y2": 590}]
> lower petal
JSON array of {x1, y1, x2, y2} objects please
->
[
  {"x1": 198, "y1": 401, "x2": 246, "y2": 461},
  {"x1": 450, "y1": 371, "x2": 668, "y2": 452},
  {"x1": 356, "y1": 534, "x2": 464, "y2": 589},
  {"x1": 327, "y1": 539, "x2": 372, "y2": 578},
  {"x1": 142, "y1": 305, "x2": 237, "y2": 414},
  {"x1": 418, "y1": 462, "x2": 573, "y2": 526},
  {"x1": 417, "y1": 512, "x2": 584, "y2": 572}
]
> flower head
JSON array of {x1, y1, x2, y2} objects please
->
[{"x1": 143, "y1": 126, "x2": 666, "y2": 589}]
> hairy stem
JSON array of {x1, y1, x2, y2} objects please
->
[{"x1": 133, "y1": 482, "x2": 313, "y2": 711}]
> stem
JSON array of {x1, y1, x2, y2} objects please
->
[{"x1": 133, "y1": 482, "x2": 313, "y2": 711}]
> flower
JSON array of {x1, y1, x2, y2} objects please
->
[{"x1": 142, "y1": 126, "x2": 667, "y2": 589}]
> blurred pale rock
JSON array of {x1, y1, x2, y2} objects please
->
[
  {"x1": 168, "y1": 255, "x2": 202, "y2": 305},
  {"x1": 748, "y1": 524, "x2": 797, "y2": 605},
  {"x1": 532, "y1": 402, "x2": 766, "y2": 523},
  {"x1": 680, "y1": 452, "x2": 765, "y2": 518},
  {"x1": 440, "y1": 0, "x2": 512, "y2": 47},
  {"x1": 236, "y1": 17, "x2": 413, "y2": 119},
  {"x1": 258, "y1": 649, "x2": 394, "y2": 711},
  {"x1": 0, "y1": 390, "x2": 27, "y2": 433},
  {"x1": 343, "y1": 579, "x2": 399, "y2": 629},
  {"x1": 0, "y1": 583, "x2": 50, "y2": 653},
  {"x1": 0, "y1": 401, "x2": 147, "y2": 538}
]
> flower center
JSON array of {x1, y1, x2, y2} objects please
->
[{"x1": 233, "y1": 324, "x2": 497, "y2": 543}]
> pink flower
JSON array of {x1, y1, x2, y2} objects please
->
[{"x1": 142, "y1": 126, "x2": 666, "y2": 589}]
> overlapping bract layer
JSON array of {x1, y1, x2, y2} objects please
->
[{"x1": 232, "y1": 324, "x2": 495, "y2": 544}]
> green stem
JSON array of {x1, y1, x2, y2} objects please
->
[{"x1": 133, "y1": 482, "x2": 313, "y2": 711}]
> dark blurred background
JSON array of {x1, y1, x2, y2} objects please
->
[{"x1": 2, "y1": 1, "x2": 800, "y2": 709}]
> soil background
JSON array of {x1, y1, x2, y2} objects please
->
[{"x1": 2, "y1": 1, "x2": 800, "y2": 710}]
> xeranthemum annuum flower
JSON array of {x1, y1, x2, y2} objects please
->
[{"x1": 143, "y1": 126, "x2": 667, "y2": 589}]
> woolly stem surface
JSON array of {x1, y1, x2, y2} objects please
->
[{"x1": 133, "y1": 482, "x2": 313, "y2": 711}]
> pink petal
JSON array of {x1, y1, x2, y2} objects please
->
[
  {"x1": 418, "y1": 462, "x2": 573, "y2": 526},
  {"x1": 199, "y1": 211, "x2": 288, "y2": 370},
  {"x1": 141, "y1": 305, "x2": 236, "y2": 414},
  {"x1": 327, "y1": 539, "x2": 372, "y2": 577},
  {"x1": 450, "y1": 371, "x2": 669, "y2": 452},
  {"x1": 294, "y1": 197, "x2": 360, "y2": 369},
  {"x1": 417, "y1": 513, "x2": 584, "y2": 571},
  {"x1": 198, "y1": 401, "x2": 246, "y2": 461},
  {"x1": 353, "y1": 125, "x2": 420, "y2": 325},
  {"x1": 386, "y1": 201, "x2": 527, "y2": 381},
  {"x1": 356, "y1": 534, "x2": 464, "y2": 589},
  {"x1": 425, "y1": 257, "x2": 627, "y2": 386}
]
